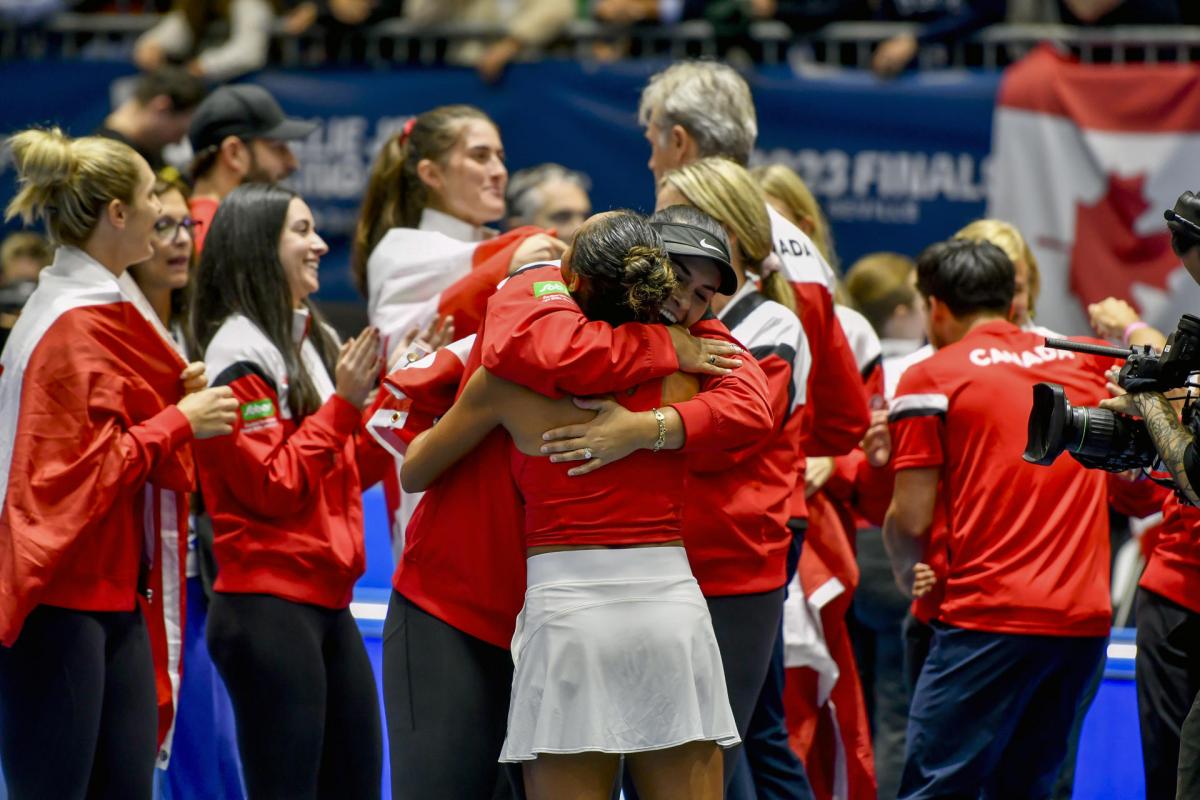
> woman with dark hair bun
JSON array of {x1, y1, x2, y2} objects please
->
[
  {"x1": 400, "y1": 210, "x2": 740, "y2": 800},
  {"x1": 191, "y1": 183, "x2": 391, "y2": 798}
]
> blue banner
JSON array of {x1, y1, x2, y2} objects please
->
[{"x1": 0, "y1": 59, "x2": 999, "y2": 301}]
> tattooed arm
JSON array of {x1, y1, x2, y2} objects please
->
[{"x1": 1102, "y1": 390, "x2": 1200, "y2": 505}]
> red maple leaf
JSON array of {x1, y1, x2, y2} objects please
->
[{"x1": 1069, "y1": 173, "x2": 1178, "y2": 312}]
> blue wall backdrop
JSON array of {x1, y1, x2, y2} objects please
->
[{"x1": 0, "y1": 58, "x2": 999, "y2": 301}]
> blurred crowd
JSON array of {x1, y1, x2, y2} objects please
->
[{"x1": 1, "y1": 0, "x2": 1197, "y2": 82}]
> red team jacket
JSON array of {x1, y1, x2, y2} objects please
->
[
  {"x1": 766, "y1": 206, "x2": 871, "y2": 520},
  {"x1": 389, "y1": 264, "x2": 774, "y2": 648},
  {"x1": 890, "y1": 321, "x2": 1116, "y2": 637},
  {"x1": 195, "y1": 311, "x2": 391, "y2": 610},
  {"x1": 1142, "y1": 493, "x2": 1200, "y2": 615},
  {"x1": 684, "y1": 283, "x2": 808, "y2": 596}
]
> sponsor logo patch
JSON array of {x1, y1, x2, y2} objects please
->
[
  {"x1": 532, "y1": 280, "x2": 569, "y2": 298},
  {"x1": 240, "y1": 398, "x2": 275, "y2": 423}
]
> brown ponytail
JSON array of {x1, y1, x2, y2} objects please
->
[{"x1": 351, "y1": 105, "x2": 496, "y2": 295}]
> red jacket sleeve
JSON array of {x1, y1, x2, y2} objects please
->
[
  {"x1": 199, "y1": 367, "x2": 362, "y2": 517},
  {"x1": 436, "y1": 226, "x2": 545, "y2": 336},
  {"x1": 1107, "y1": 472, "x2": 1171, "y2": 519},
  {"x1": 673, "y1": 317, "x2": 775, "y2": 457},
  {"x1": 794, "y1": 282, "x2": 870, "y2": 456},
  {"x1": 481, "y1": 264, "x2": 679, "y2": 398}
]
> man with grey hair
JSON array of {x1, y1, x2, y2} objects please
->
[
  {"x1": 637, "y1": 60, "x2": 871, "y2": 800},
  {"x1": 505, "y1": 163, "x2": 593, "y2": 243},
  {"x1": 638, "y1": 60, "x2": 759, "y2": 181}
]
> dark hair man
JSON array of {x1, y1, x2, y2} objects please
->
[
  {"x1": 186, "y1": 84, "x2": 317, "y2": 254},
  {"x1": 885, "y1": 238, "x2": 1116, "y2": 798},
  {"x1": 95, "y1": 67, "x2": 208, "y2": 172}
]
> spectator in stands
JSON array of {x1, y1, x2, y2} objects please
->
[
  {"x1": 886, "y1": 239, "x2": 1115, "y2": 798},
  {"x1": 283, "y1": 0, "x2": 398, "y2": 32},
  {"x1": 871, "y1": 0, "x2": 1005, "y2": 78},
  {"x1": 1058, "y1": 0, "x2": 1181, "y2": 25},
  {"x1": 505, "y1": 163, "x2": 593, "y2": 244},
  {"x1": 94, "y1": 67, "x2": 206, "y2": 173},
  {"x1": 133, "y1": 0, "x2": 276, "y2": 83},
  {"x1": 187, "y1": 84, "x2": 317, "y2": 254},
  {"x1": 402, "y1": 0, "x2": 575, "y2": 82}
]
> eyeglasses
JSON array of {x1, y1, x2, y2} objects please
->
[{"x1": 153, "y1": 216, "x2": 197, "y2": 244}]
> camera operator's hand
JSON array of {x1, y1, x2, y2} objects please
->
[{"x1": 1100, "y1": 389, "x2": 1139, "y2": 417}]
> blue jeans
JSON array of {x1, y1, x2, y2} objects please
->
[{"x1": 900, "y1": 622, "x2": 1105, "y2": 800}]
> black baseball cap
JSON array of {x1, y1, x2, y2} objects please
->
[
  {"x1": 188, "y1": 85, "x2": 317, "y2": 153},
  {"x1": 651, "y1": 220, "x2": 738, "y2": 296}
]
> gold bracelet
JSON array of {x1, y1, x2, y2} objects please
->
[{"x1": 651, "y1": 407, "x2": 667, "y2": 453}]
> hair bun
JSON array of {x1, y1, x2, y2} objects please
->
[
  {"x1": 622, "y1": 244, "x2": 676, "y2": 318},
  {"x1": 9, "y1": 128, "x2": 76, "y2": 191}
]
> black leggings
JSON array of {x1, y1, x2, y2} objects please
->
[
  {"x1": 0, "y1": 604, "x2": 157, "y2": 800},
  {"x1": 706, "y1": 587, "x2": 788, "y2": 790},
  {"x1": 206, "y1": 592, "x2": 382, "y2": 800},
  {"x1": 382, "y1": 591, "x2": 518, "y2": 800}
]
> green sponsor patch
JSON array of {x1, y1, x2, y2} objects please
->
[
  {"x1": 532, "y1": 280, "x2": 569, "y2": 298},
  {"x1": 240, "y1": 398, "x2": 275, "y2": 423}
]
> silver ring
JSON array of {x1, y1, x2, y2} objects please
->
[
  {"x1": 582, "y1": 447, "x2": 593, "y2": 460},
  {"x1": 708, "y1": 355, "x2": 717, "y2": 365}
]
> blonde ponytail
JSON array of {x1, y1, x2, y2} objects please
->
[
  {"x1": 760, "y1": 271, "x2": 797, "y2": 316},
  {"x1": 6, "y1": 127, "x2": 142, "y2": 248}
]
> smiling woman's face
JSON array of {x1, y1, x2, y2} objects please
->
[
  {"x1": 662, "y1": 256, "x2": 720, "y2": 328},
  {"x1": 278, "y1": 197, "x2": 328, "y2": 308}
]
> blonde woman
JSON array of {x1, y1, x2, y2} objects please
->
[
  {"x1": 753, "y1": 162, "x2": 837, "y2": 271},
  {"x1": 655, "y1": 157, "x2": 811, "y2": 791},
  {"x1": 0, "y1": 128, "x2": 235, "y2": 799},
  {"x1": 953, "y1": 218, "x2": 1041, "y2": 330}
]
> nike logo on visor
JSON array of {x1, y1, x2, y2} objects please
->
[{"x1": 699, "y1": 238, "x2": 722, "y2": 253}]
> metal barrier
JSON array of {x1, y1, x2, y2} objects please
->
[{"x1": 3, "y1": 13, "x2": 1200, "y2": 69}]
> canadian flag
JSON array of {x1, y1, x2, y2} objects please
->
[
  {"x1": 782, "y1": 493, "x2": 876, "y2": 800},
  {"x1": 988, "y1": 44, "x2": 1200, "y2": 336}
]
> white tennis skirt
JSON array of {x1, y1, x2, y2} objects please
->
[{"x1": 499, "y1": 546, "x2": 741, "y2": 761}]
